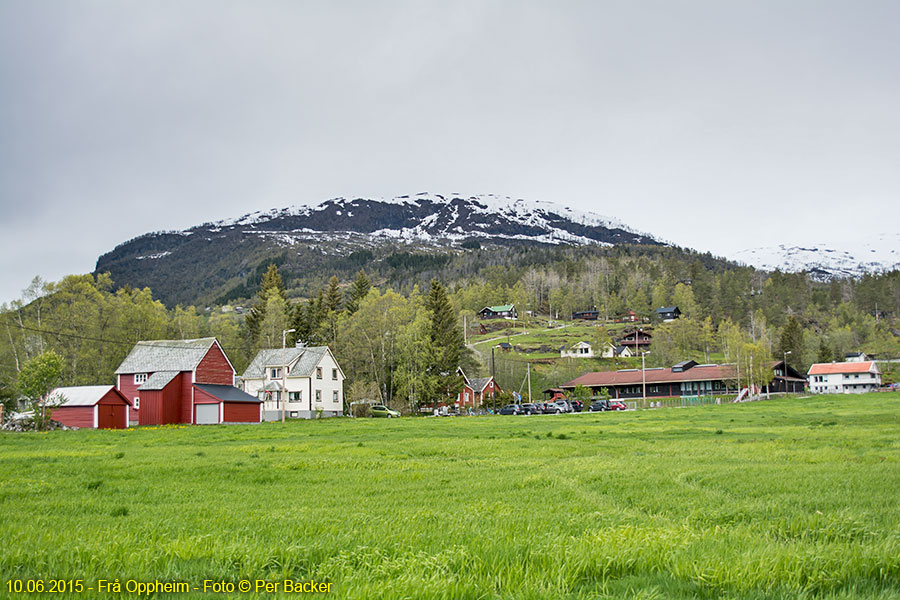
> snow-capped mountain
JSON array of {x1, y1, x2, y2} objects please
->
[
  {"x1": 96, "y1": 193, "x2": 664, "y2": 306},
  {"x1": 732, "y1": 233, "x2": 900, "y2": 280},
  {"x1": 208, "y1": 192, "x2": 658, "y2": 246}
]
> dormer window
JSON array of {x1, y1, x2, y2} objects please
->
[
  {"x1": 316, "y1": 367, "x2": 322, "y2": 379},
  {"x1": 270, "y1": 368, "x2": 282, "y2": 379},
  {"x1": 134, "y1": 373, "x2": 148, "y2": 385}
]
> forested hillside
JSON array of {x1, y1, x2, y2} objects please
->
[{"x1": 3, "y1": 247, "x2": 900, "y2": 414}]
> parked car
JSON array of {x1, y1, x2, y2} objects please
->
[
  {"x1": 540, "y1": 402, "x2": 557, "y2": 414},
  {"x1": 607, "y1": 400, "x2": 627, "y2": 411},
  {"x1": 370, "y1": 404, "x2": 401, "y2": 418},
  {"x1": 569, "y1": 399, "x2": 584, "y2": 412},
  {"x1": 549, "y1": 400, "x2": 571, "y2": 414},
  {"x1": 520, "y1": 403, "x2": 541, "y2": 415},
  {"x1": 499, "y1": 404, "x2": 523, "y2": 415},
  {"x1": 589, "y1": 399, "x2": 609, "y2": 412}
]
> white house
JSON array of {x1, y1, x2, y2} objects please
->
[
  {"x1": 241, "y1": 344, "x2": 345, "y2": 419},
  {"x1": 807, "y1": 361, "x2": 881, "y2": 394},
  {"x1": 561, "y1": 341, "x2": 595, "y2": 359}
]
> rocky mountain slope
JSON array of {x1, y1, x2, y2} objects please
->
[{"x1": 95, "y1": 193, "x2": 664, "y2": 306}]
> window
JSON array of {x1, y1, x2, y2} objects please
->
[
  {"x1": 270, "y1": 368, "x2": 282, "y2": 379},
  {"x1": 134, "y1": 373, "x2": 148, "y2": 385},
  {"x1": 289, "y1": 391, "x2": 302, "y2": 403},
  {"x1": 332, "y1": 368, "x2": 338, "y2": 380},
  {"x1": 315, "y1": 390, "x2": 321, "y2": 402},
  {"x1": 133, "y1": 397, "x2": 140, "y2": 409},
  {"x1": 333, "y1": 390, "x2": 339, "y2": 403},
  {"x1": 316, "y1": 367, "x2": 323, "y2": 379}
]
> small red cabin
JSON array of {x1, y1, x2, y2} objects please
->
[{"x1": 49, "y1": 386, "x2": 132, "y2": 429}]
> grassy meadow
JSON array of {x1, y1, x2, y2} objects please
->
[{"x1": 2, "y1": 394, "x2": 900, "y2": 599}]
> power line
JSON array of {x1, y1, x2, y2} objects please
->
[{"x1": 3, "y1": 322, "x2": 251, "y2": 353}]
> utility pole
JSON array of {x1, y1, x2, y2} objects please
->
[
  {"x1": 783, "y1": 350, "x2": 792, "y2": 395},
  {"x1": 281, "y1": 328, "x2": 295, "y2": 424},
  {"x1": 527, "y1": 363, "x2": 532, "y2": 403},
  {"x1": 641, "y1": 351, "x2": 649, "y2": 408}
]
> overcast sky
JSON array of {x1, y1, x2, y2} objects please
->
[{"x1": 2, "y1": 1, "x2": 899, "y2": 303}]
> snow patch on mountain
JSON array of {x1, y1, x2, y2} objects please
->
[
  {"x1": 216, "y1": 192, "x2": 641, "y2": 235},
  {"x1": 733, "y1": 233, "x2": 900, "y2": 279}
]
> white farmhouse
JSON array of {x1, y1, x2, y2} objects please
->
[
  {"x1": 807, "y1": 361, "x2": 881, "y2": 394},
  {"x1": 241, "y1": 344, "x2": 344, "y2": 419}
]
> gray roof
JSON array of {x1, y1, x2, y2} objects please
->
[
  {"x1": 194, "y1": 384, "x2": 261, "y2": 404},
  {"x1": 242, "y1": 346, "x2": 332, "y2": 379},
  {"x1": 115, "y1": 338, "x2": 219, "y2": 375},
  {"x1": 468, "y1": 377, "x2": 493, "y2": 393},
  {"x1": 50, "y1": 385, "x2": 128, "y2": 407},
  {"x1": 139, "y1": 371, "x2": 180, "y2": 391}
]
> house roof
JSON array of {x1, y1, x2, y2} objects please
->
[
  {"x1": 483, "y1": 304, "x2": 514, "y2": 312},
  {"x1": 565, "y1": 361, "x2": 802, "y2": 388},
  {"x1": 469, "y1": 377, "x2": 494, "y2": 393},
  {"x1": 242, "y1": 346, "x2": 333, "y2": 379},
  {"x1": 50, "y1": 385, "x2": 130, "y2": 407},
  {"x1": 808, "y1": 361, "x2": 878, "y2": 375},
  {"x1": 139, "y1": 371, "x2": 180, "y2": 391},
  {"x1": 656, "y1": 306, "x2": 679, "y2": 313},
  {"x1": 194, "y1": 384, "x2": 262, "y2": 403},
  {"x1": 563, "y1": 364, "x2": 739, "y2": 388},
  {"x1": 115, "y1": 338, "x2": 219, "y2": 375},
  {"x1": 498, "y1": 342, "x2": 512, "y2": 349}
]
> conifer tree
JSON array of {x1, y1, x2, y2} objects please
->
[
  {"x1": 778, "y1": 316, "x2": 804, "y2": 369},
  {"x1": 245, "y1": 264, "x2": 288, "y2": 347},
  {"x1": 324, "y1": 275, "x2": 342, "y2": 313},
  {"x1": 345, "y1": 270, "x2": 372, "y2": 315},
  {"x1": 423, "y1": 279, "x2": 464, "y2": 402}
]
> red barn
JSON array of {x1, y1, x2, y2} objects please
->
[
  {"x1": 114, "y1": 337, "x2": 246, "y2": 426},
  {"x1": 49, "y1": 385, "x2": 132, "y2": 429}
]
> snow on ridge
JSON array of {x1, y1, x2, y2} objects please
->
[
  {"x1": 732, "y1": 232, "x2": 900, "y2": 278},
  {"x1": 210, "y1": 192, "x2": 647, "y2": 233}
]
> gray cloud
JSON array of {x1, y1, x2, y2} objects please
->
[{"x1": 2, "y1": 1, "x2": 899, "y2": 302}]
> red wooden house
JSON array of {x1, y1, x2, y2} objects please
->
[
  {"x1": 49, "y1": 385, "x2": 132, "y2": 429},
  {"x1": 456, "y1": 368, "x2": 501, "y2": 409},
  {"x1": 115, "y1": 337, "x2": 261, "y2": 425}
]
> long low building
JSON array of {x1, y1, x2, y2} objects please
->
[{"x1": 561, "y1": 360, "x2": 805, "y2": 399}]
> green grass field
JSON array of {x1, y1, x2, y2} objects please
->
[{"x1": 2, "y1": 394, "x2": 900, "y2": 599}]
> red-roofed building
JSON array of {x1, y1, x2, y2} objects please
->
[
  {"x1": 561, "y1": 360, "x2": 804, "y2": 399},
  {"x1": 807, "y1": 361, "x2": 881, "y2": 394}
]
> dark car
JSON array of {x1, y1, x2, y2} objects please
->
[
  {"x1": 569, "y1": 399, "x2": 584, "y2": 413},
  {"x1": 520, "y1": 403, "x2": 541, "y2": 415},
  {"x1": 499, "y1": 404, "x2": 523, "y2": 415},
  {"x1": 589, "y1": 399, "x2": 609, "y2": 412},
  {"x1": 541, "y1": 402, "x2": 557, "y2": 414},
  {"x1": 607, "y1": 400, "x2": 628, "y2": 411}
]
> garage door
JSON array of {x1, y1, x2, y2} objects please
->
[
  {"x1": 194, "y1": 403, "x2": 219, "y2": 425},
  {"x1": 98, "y1": 404, "x2": 126, "y2": 429}
]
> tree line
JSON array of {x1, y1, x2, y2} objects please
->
[{"x1": 3, "y1": 248, "x2": 900, "y2": 415}]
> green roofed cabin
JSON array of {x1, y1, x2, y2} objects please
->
[{"x1": 479, "y1": 304, "x2": 517, "y2": 320}]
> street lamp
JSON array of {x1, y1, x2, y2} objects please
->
[
  {"x1": 641, "y1": 351, "x2": 650, "y2": 408},
  {"x1": 282, "y1": 328, "x2": 296, "y2": 424}
]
